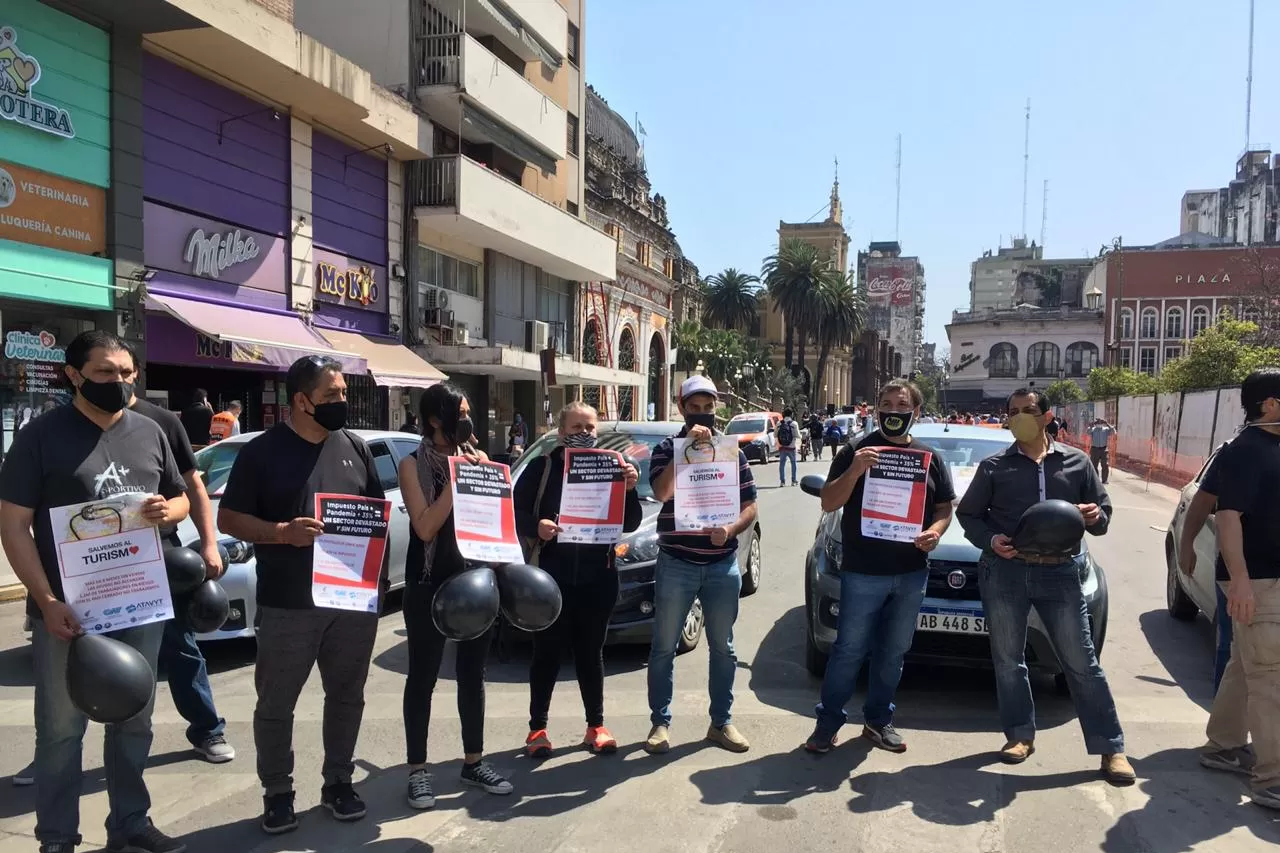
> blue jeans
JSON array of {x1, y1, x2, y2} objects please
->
[
  {"x1": 979, "y1": 555, "x2": 1124, "y2": 754},
  {"x1": 648, "y1": 551, "x2": 741, "y2": 728},
  {"x1": 1214, "y1": 584, "x2": 1233, "y2": 693},
  {"x1": 159, "y1": 603, "x2": 225, "y2": 745},
  {"x1": 33, "y1": 619, "x2": 164, "y2": 846},
  {"x1": 815, "y1": 569, "x2": 928, "y2": 734},
  {"x1": 778, "y1": 448, "x2": 797, "y2": 484}
]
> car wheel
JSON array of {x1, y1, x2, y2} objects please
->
[
  {"x1": 1166, "y1": 537, "x2": 1198, "y2": 621},
  {"x1": 740, "y1": 530, "x2": 762, "y2": 596},
  {"x1": 677, "y1": 598, "x2": 704, "y2": 654}
]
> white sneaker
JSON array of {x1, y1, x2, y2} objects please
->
[{"x1": 194, "y1": 734, "x2": 236, "y2": 763}]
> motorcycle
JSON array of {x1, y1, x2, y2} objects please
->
[{"x1": 799, "y1": 428, "x2": 810, "y2": 462}]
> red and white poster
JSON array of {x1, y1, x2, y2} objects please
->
[
  {"x1": 866, "y1": 260, "x2": 917, "y2": 307},
  {"x1": 450, "y1": 458, "x2": 524, "y2": 564},
  {"x1": 312, "y1": 493, "x2": 391, "y2": 612},
  {"x1": 559, "y1": 449, "x2": 626, "y2": 544},
  {"x1": 860, "y1": 447, "x2": 933, "y2": 543}
]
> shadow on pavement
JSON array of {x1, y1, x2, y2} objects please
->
[
  {"x1": 1137, "y1": 609, "x2": 1216, "y2": 712},
  {"x1": 0, "y1": 640, "x2": 33, "y2": 687},
  {"x1": 166, "y1": 808, "x2": 437, "y2": 853},
  {"x1": 688, "y1": 740, "x2": 875, "y2": 810}
]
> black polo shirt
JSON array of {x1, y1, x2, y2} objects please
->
[{"x1": 1211, "y1": 426, "x2": 1280, "y2": 580}]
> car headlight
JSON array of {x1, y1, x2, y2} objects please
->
[
  {"x1": 222, "y1": 538, "x2": 254, "y2": 564},
  {"x1": 752, "y1": 438, "x2": 767, "y2": 445},
  {"x1": 616, "y1": 528, "x2": 660, "y2": 564}
]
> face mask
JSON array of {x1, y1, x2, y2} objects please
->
[
  {"x1": 562, "y1": 431, "x2": 597, "y2": 449},
  {"x1": 1009, "y1": 412, "x2": 1044, "y2": 443},
  {"x1": 454, "y1": 416, "x2": 475, "y2": 446},
  {"x1": 879, "y1": 411, "x2": 914, "y2": 438},
  {"x1": 684, "y1": 412, "x2": 716, "y2": 430},
  {"x1": 308, "y1": 400, "x2": 348, "y2": 432},
  {"x1": 79, "y1": 376, "x2": 132, "y2": 414}
]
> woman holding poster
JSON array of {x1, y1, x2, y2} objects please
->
[
  {"x1": 512, "y1": 402, "x2": 642, "y2": 758},
  {"x1": 396, "y1": 383, "x2": 512, "y2": 809}
]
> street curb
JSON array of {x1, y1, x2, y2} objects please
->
[{"x1": 0, "y1": 583, "x2": 26, "y2": 603}]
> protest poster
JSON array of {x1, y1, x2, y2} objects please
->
[
  {"x1": 450, "y1": 458, "x2": 524, "y2": 563},
  {"x1": 312, "y1": 493, "x2": 392, "y2": 612},
  {"x1": 860, "y1": 447, "x2": 933, "y2": 542},
  {"x1": 559, "y1": 449, "x2": 626, "y2": 544},
  {"x1": 672, "y1": 435, "x2": 740, "y2": 531}
]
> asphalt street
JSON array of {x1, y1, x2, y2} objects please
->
[{"x1": 1, "y1": 461, "x2": 1278, "y2": 852}]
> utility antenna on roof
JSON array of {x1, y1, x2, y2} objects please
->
[
  {"x1": 894, "y1": 134, "x2": 902, "y2": 241},
  {"x1": 1021, "y1": 98, "x2": 1031, "y2": 240},
  {"x1": 1246, "y1": 0, "x2": 1256, "y2": 148},
  {"x1": 1040, "y1": 179, "x2": 1048, "y2": 247}
]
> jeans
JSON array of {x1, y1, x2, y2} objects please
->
[
  {"x1": 815, "y1": 569, "x2": 928, "y2": 734},
  {"x1": 158, "y1": 604, "x2": 224, "y2": 745},
  {"x1": 529, "y1": 570, "x2": 619, "y2": 730},
  {"x1": 648, "y1": 551, "x2": 741, "y2": 728},
  {"x1": 979, "y1": 555, "x2": 1124, "y2": 754},
  {"x1": 1214, "y1": 583, "x2": 1233, "y2": 693},
  {"x1": 33, "y1": 619, "x2": 164, "y2": 846},
  {"x1": 778, "y1": 448, "x2": 797, "y2": 484}
]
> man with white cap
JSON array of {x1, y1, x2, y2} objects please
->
[{"x1": 644, "y1": 376, "x2": 758, "y2": 754}]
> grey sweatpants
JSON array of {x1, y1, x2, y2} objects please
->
[{"x1": 254, "y1": 606, "x2": 378, "y2": 795}]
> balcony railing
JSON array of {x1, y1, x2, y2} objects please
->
[
  {"x1": 413, "y1": 33, "x2": 462, "y2": 87},
  {"x1": 417, "y1": 156, "x2": 460, "y2": 208}
]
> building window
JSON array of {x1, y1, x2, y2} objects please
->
[
  {"x1": 1243, "y1": 307, "x2": 1262, "y2": 324},
  {"x1": 1190, "y1": 306, "x2": 1210, "y2": 337},
  {"x1": 1026, "y1": 341, "x2": 1061, "y2": 378},
  {"x1": 1140, "y1": 307, "x2": 1159, "y2": 338},
  {"x1": 1116, "y1": 347, "x2": 1133, "y2": 369},
  {"x1": 618, "y1": 327, "x2": 636, "y2": 419},
  {"x1": 636, "y1": 241, "x2": 652, "y2": 267},
  {"x1": 1065, "y1": 341, "x2": 1099, "y2": 377},
  {"x1": 1139, "y1": 346, "x2": 1158, "y2": 375},
  {"x1": 417, "y1": 245, "x2": 480, "y2": 298},
  {"x1": 1165, "y1": 306, "x2": 1184, "y2": 339},
  {"x1": 663, "y1": 257, "x2": 675, "y2": 279},
  {"x1": 567, "y1": 200, "x2": 579, "y2": 217},
  {"x1": 1119, "y1": 308, "x2": 1134, "y2": 339},
  {"x1": 567, "y1": 22, "x2": 580, "y2": 66},
  {"x1": 604, "y1": 222, "x2": 621, "y2": 248},
  {"x1": 1164, "y1": 345, "x2": 1183, "y2": 365},
  {"x1": 567, "y1": 112, "x2": 579, "y2": 157},
  {"x1": 988, "y1": 342, "x2": 1018, "y2": 377}
]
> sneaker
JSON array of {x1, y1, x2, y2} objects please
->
[
  {"x1": 706, "y1": 724, "x2": 750, "y2": 753},
  {"x1": 644, "y1": 725, "x2": 671, "y2": 754},
  {"x1": 862, "y1": 723, "x2": 907, "y2": 753},
  {"x1": 1101, "y1": 753, "x2": 1137, "y2": 784},
  {"x1": 193, "y1": 734, "x2": 235, "y2": 764},
  {"x1": 261, "y1": 792, "x2": 298, "y2": 835},
  {"x1": 525, "y1": 729, "x2": 553, "y2": 759},
  {"x1": 406, "y1": 769, "x2": 435, "y2": 810},
  {"x1": 39, "y1": 844, "x2": 75, "y2": 853},
  {"x1": 804, "y1": 727, "x2": 838, "y2": 754},
  {"x1": 999, "y1": 740, "x2": 1035, "y2": 764},
  {"x1": 584, "y1": 725, "x2": 617, "y2": 754},
  {"x1": 1252, "y1": 785, "x2": 1280, "y2": 810},
  {"x1": 461, "y1": 760, "x2": 513, "y2": 795},
  {"x1": 13, "y1": 760, "x2": 35, "y2": 786},
  {"x1": 321, "y1": 782, "x2": 367, "y2": 821},
  {"x1": 1201, "y1": 745, "x2": 1256, "y2": 776},
  {"x1": 106, "y1": 819, "x2": 186, "y2": 852}
]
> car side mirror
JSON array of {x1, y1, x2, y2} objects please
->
[{"x1": 800, "y1": 474, "x2": 826, "y2": 497}]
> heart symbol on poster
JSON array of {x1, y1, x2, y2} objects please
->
[
  {"x1": 128, "y1": 546, "x2": 140, "y2": 555},
  {"x1": 716, "y1": 472, "x2": 725, "y2": 479},
  {"x1": 39, "y1": 331, "x2": 55, "y2": 349}
]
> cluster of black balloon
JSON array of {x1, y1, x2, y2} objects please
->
[
  {"x1": 1012, "y1": 499, "x2": 1087, "y2": 557},
  {"x1": 65, "y1": 546, "x2": 231, "y2": 725},
  {"x1": 431, "y1": 562, "x2": 562, "y2": 641}
]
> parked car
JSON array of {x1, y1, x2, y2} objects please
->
[
  {"x1": 798, "y1": 424, "x2": 1110, "y2": 691},
  {"x1": 725, "y1": 411, "x2": 781, "y2": 464},
  {"x1": 511, "y1": 421, "x2": 763, "y2": 652},
  {"x1": 179, "y1": 429, "x2": 420, "y2": 641},
  {"x1": 1165, "y1": 445, "x2": 1227, "y2": 622}
]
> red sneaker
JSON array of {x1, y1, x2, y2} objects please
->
[
  {"x1": 525, "y1": 729, "x2": 553, "y2": 758},
  {"x1": 584, "y1": 725, "x2": 618, "y2": 754}
]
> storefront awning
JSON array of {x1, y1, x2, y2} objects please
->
[
  {"x1": 319, "y1": 329, "x2": 448, "y2": 390},
  {"x1": 146, "y1": 293, "x2": 366, "y2": 374}
]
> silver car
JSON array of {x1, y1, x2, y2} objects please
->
[
  {"x1": 1165, "y1": 446, "x2": 1226, "y2": 622},
  {"x1": 180, "y1": 429, "x2": 421, "y2": 641}
]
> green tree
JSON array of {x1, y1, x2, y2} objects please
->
[
  {"x1": 914, "y1": 372, "x2": 939, "y2": 412},
  {"x1": 671, "y1": 319, "x2": 705, "y2": 372},
  {"x1": 811, "y1": 271, "x2": 866, "y2": 407},
  {"x1": 1043, "y1": 379, "x2": 1086, "y2": 406},
  {"x1": 701, "y1": 268, "x2": 760, "y2": 330},
  {"x1": 1161, "y1": 318, "x2": 1280, "y2": 392},
  {"x1": 768, "y1": 368, "x2": 807, "y2": 413},
  {"x1": 1086, "y1": 365, "x2": 1160, "y2": 399},
  {"x1": 761, "y1": 238, "x2": 831, "y2": 373}
]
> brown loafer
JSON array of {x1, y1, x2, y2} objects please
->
[
  {"x1": 1102, "y1": 753, "x2": 1136, "y2": 784},
  {"x1": 999, "y1": 740, "x2": 1035, "y2": 764}
]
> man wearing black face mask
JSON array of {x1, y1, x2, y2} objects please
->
[{"x1": 218, "y1": 356, "x2": 386, "y2": 835}]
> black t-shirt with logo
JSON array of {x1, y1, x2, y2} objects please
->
[
  {"x1": 0, "y1": 406, "x2": 187, "y2": 618},
  {"x1": 131, "y1": 397, "x2": 198, "y2": 543},
  {"x1": 218, "y1": 424, "x2": 384, "y2": 609},
  {"x1": 827, "y1": 430, "x2": 956, "y2": 575},
  {"x1": 180, "y1": 402, "x2": 213, "y2": 447},
  {"x1": 1211, "y1": 426, "x2": 1280, "y2": 581}
]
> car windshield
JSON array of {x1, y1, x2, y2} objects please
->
[
  {"x1": 726, "y1": 417, "x2": 766, "y2": 435},
  {"x1": 920, "y1": 435, "x2": 1011, "y2": 497},
  {"x1": 513, "y1": 429, "x2": 669, "y2": 502},
  {"x1": 195, "y1": 441, "x2": 245, "y2": 497}
]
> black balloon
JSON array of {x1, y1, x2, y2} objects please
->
[
  {"x1": 1012, "y1": 499, "x2": 1087, "y2": 557},
  {"x1": 496, "y1": 563, "x2": 562, "y2": 632},
  {"x1": 187, "y1": 580, "x2": 230, "y2": 633},
  {"x1": 164, "y1": 547, "x2": 207, "y2": 596},
  {"x1": 217, "y1": 542, "x2": 231, "y2": 567},
  {"x1": 66, "y1": 633, "x2": 156, "y2": 724},
  {"x1": 431, "y1": 567, "x2": 500, "y2": 641}
]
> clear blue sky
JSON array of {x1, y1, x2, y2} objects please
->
[{"x1": 585, "y1": 0, "x2": 1280, "y2": 351}]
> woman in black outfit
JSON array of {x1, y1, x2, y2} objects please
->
[
  {"x1": 513, "y1": 402, "x2": 643, "y2": 756},
  {"x1": 398, "y1": 383, "x2": 512, "y2": 810}
]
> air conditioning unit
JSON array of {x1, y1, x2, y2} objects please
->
[
  {"x1": 425, "y1": 307, "x2": 455, "y2": 328},
  {"x1": 455, "y1": 323, "x2": 470, "y2": 345},
  {"x1": 423, "y1": 286, "x2": 451, "y2": 310},
  {"x1": 526, "y1": 320, "x2": 550, "y2": 353}
]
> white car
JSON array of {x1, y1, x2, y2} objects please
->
[{"x1": 180, "y1": 429, "x2": 421, "y2": 641}]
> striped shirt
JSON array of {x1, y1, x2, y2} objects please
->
[{"x1": 650, "y1": 430, "x2": 758, "y2": 564}]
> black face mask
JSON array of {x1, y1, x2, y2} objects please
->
[
  {"x1": 879, "y1": 411, "x2": 914, "y2": 438},
  {"x1": 308, "y1": 400, "x2": 348, "y2": 432},
  {"x1": 454, "y1": 415, "x2": 474, "y2": 446},
  {"x1": 79, "y1": 376, "x2": 132, "y2": 414},
  {"x1": 684, "y1": 412, "x2": 716, "y2": 431}
]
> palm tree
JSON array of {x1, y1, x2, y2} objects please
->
[
  {"x1": 761, "y1": 239, "x2": 832, "y2": 373},
  {"x1": 672, "y1": 319, "x2": 705, "y2": 372},
  {"x1": 812, "y1": 271, "x2": 866, "y2": 405},
  {"x1": 702, "y1": 268, "x2": 760, "y2": 330}
]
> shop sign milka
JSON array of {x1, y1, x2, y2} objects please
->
[{"x1": 0, "y1": 26, "x2": 76, "y2": 139}]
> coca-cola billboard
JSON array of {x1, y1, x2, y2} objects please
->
[{"x1": 866, "y1": 259, "x2": 916, "y2": 307}]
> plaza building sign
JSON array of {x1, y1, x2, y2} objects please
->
[{"x1": 0, "y1": 25, "x2": 75, "y2": 139}]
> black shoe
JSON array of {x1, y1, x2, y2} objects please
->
[
  {"x1": 106, "y1": 820, "x2": 186, "y2": 853},
  {"x1": 39, "y1": 844, "x2": 76, "y2": 853},
  {"x1": 407, "y1": 768, "x2": 436, "y2": 810},
  {"x1": 461, "y1": 760, "x2": 513, "y2": 795},
  {"x1": 804, "y1": 726, "x2": 838, "y2": 754},
  {"x1": 261, "y1": 792, "x2": 299, "y2": 835},
  {"x1": 322, "y1": 782, "x2": 367, "y2": 821},
  {"x1": 862, "y1": 723, "x2": 907, "y2": 753}
]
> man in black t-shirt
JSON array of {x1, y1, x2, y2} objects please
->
[
  {"x1": 0, "y1": 331, "x2": 189, "y2": 853},
  {"x1": 179, "y1": 389, "x2": 213, "y2": 448},
  {"x1": 806, "y1": 380, "x2": 955, "y2": 755},
  {"x1": 218, "y1": 356, "x2": 385, "y2": 835},
  {"x1": 1201, "y1": 369, "x2": 1280, "y2": 810}
]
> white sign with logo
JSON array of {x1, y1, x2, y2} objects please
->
[
  {"x1": 0, "y1": 26, "x2": 75, "y2": 139},
  {"x1": 184, "y1": 228, "x2": 261, "y2": 278},
  {"x1": 672, "y1": 436, "x2": 740, "y2": 531}
]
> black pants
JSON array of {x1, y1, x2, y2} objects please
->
[
  {"x1": 402, "y1": 581, "x2": 490, "y2": 762},
  {"x1": 529, "y1": 570, "x2": 620, "y2": 730},
  {"x1": 1090, "y1": 446, "x2": 1110, "y2": 482}
]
